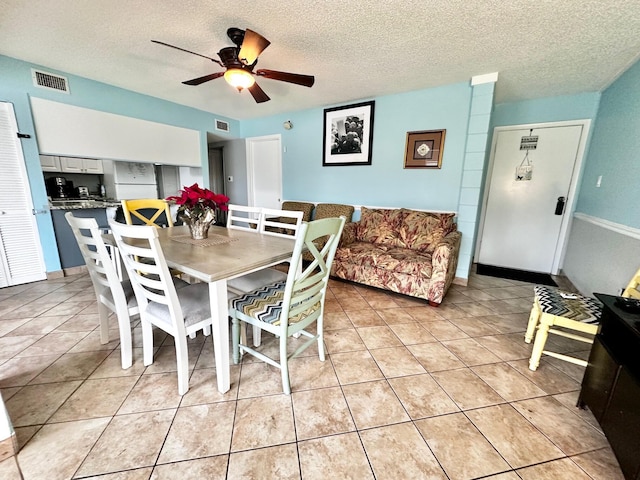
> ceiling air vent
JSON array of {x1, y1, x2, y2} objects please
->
[
  {"x1": 31, "y1": 69, "x2": 70, "y2": 93},
  {"x1": 215, "y1": 119, "x2": 230, "y2": 133}
]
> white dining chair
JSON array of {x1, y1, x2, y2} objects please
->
[
  {"x1": 260, "y1": 207, "x2": 304, "y2": 238},
  {"x1": 230, "y1": 216, "x2": 346, "y2": 394},
  {"x1": 109, "y1": 219, "x2": 214, "y2": 395},
  {"x1": 226, "y1": 204, "x2": 262, "y2": 231},
  {"x1": 227, "y1": 207, "x2": 304, "y2": 347},
  {"x1": 65, "y1": 212, "x2": 140, "y2": 369}
]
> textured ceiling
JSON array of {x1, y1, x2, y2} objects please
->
[{"x1": 2, "y1": 0, "x2": 639, "y2": 120}]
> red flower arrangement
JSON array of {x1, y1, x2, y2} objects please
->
[{"x1": 166, "y1": 183, "x2": 229, "y2": 221}]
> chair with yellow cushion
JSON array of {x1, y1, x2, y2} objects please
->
[
  {"x1": 302, "y1": 203, "x2": 354, "y2": 263},
  {"x1": 121, "y1": 199, "x2": 173, "y2": 227},
  {"x1": 525, "y1": 267, "x2": 640, "y2": 371}
]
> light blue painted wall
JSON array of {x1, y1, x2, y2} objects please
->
[
  {"x1": 574, "y1": 59, "x2": 640, "y2": 228},
  {"x1": 5, "y1": 46, "x2": 626, "y2": 286},
  {"x1": 242, "y1": 82, "x2": 473, "y2": 211},
  {"x1": 0, "y1": 54, "x2": 237, "y2": 273},
  {"x1": 456, "y1": 81, "x2": 496, "y2": 279},
  {"x1": 492, "y1": 93, "x2": 600, "y2": 127},
  {"x1": 242, "y1": 82, "x2": 480, "y2": 280}
]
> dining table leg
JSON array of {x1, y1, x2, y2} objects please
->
[{"x1": 209, "y1": 279, "x2": 230, "y2": 393}]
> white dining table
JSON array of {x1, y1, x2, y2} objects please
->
[{"x1": 153, "y1": 224, "x2": 296, "y2": 393}]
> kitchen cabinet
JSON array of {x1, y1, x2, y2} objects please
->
[
  {"x1": 39, "y1": 156, "x2": 103, "y2": 174},
  {"x1": 578, "y1": 294, "x2": 640, "y2": 480},
  {"x1": 40, "y1": 155, "x2": 62, "y2": 172},
  {"x1": 60, "y1": 157, "x2": 103, "y2": 174}
]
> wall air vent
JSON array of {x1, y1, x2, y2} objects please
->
[
  {"x1": 31, "y1": 69, "x2": 70, "y2": 93},
  {"x1": 215, "y1": 119, "x2": 230, "y2": 133}
]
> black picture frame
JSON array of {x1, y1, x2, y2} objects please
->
[{"x1": 322, "y1": 101, "x2": 375, "y2": 166}]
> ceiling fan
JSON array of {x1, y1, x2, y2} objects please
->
[{"x1": 152, "y1": 28, "x2": 315, "y2": 103}]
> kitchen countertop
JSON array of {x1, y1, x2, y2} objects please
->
[{"x1": 49, "y1": 199, "x2": 121, "y2": 210}]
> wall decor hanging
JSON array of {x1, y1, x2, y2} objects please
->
[
  {"x1": 404, "y1": 129, "x2": 446, "y2": 168},
  {"x1": 515, "y1": 129, "x2": 537, "y2": 181},
  {"x1": 322, "y1": 100, "x2": 375, "y2": 166}
]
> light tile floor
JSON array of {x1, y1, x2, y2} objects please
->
[{"x1": 0, "y1": 271, "x2": 625, "y2": 479}]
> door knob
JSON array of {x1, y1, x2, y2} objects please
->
[{"x1": 555, "y1": 196, "x2": 566, "y2": 215}]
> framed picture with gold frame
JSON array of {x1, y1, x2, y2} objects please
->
[{"x1": 404, "y1": 129, "x2": 446, "y2": 169}]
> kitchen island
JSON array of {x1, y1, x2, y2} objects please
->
[{"x1": 49, "y1": 199, "x2": 120, "y2": 270}]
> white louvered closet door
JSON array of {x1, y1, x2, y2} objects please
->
[{"x1": 0, "y1": 102, "x2": 46, "y2": 287}]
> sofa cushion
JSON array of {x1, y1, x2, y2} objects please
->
[
  {"x1": 334, "y1": 242, "x2": 432, "y2": 277},
  {"x1": 357, "y1": 207, "x2": 406, "y2": 247},
  {"x1": 399, "y1": 210, "x2": 456, "y2": 254}
]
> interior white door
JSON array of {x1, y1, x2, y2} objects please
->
[
  {"x1": 0, "y1": 102, "x2": 47, "y2": 287},
  {"x1": 246, "y1": 135, "x2": 282, "y2": 209},
  {"x1": 477, "y1": 124, "x2": 585, "y2": 274}
]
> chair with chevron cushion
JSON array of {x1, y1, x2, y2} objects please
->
[
  {"x1": 227, "y1": 207, "x2": 304, "y2": 348},
  {"x1": 525, "y1": 267, "x2": 640, "y2": 371},
  {"x1": 229, "y1": 216, "x2": 346, "y2": 394}
]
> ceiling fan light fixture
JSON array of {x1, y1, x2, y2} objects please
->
[{"x1": 224, "y1": 68, "x2": 255, "y2": 90}]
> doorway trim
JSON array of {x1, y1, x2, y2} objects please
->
[
  {"x1": 475, "y1": 119, "x2": 591, "y2": 275},
  {"x1": 245, "y1": 134, "x2": 283, "y2": 208}
]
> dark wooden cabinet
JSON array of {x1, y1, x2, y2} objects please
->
[{"x1": 579, "y1": 294, "x2": 640, "y2": 480}]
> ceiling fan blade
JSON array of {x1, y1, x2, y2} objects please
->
[
  {"x1": 248, "y1": 82, "x2": 270, "y2": 103},
  {"x1": 182, "y1": 72, "x2": 225, "y2": 86},
  {"x1": 256, "y1": 69, "x2": 315, "y2": 87},
  {"x1": 151, "y1": 40, "x2": 223, "y2": 66},
  {"x1": 238, "y1": 29, "x2": 271, "y2": 65}
]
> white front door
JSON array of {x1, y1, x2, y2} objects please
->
[
  {"x1": 477, "y1": 122, "x2": 589, "y2": 274},
  {"x1": 246, "y1": 135, "x2": 282, "y2": 209},
  {"x1": 0, "y1": 102, "x2": 47, "y2": 287}
]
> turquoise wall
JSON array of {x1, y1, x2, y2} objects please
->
[
  {"x1": 9, "y1": 46, "x2": 623, "y2": 283},
  {"x1": 0, "y1": 54, "x2": 238, "y2": 272},
  {"x1": 492, "y1": 93, "x2": 600, "y2": 127},
  {"x1": 574, "y1": 59, "x2": 640, "y2": 228},
  {"x1": 242, "y1": 82, "x2": 473, "y2": 211}
]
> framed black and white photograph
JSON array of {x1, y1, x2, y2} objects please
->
[
  {"x1": 322, "y1": 101, "x2": 375, "y2": 166},
  {"x1": 404, "y1": 129, "x2": 446, "y2": 169}
]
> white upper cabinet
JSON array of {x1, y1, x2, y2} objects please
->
[
  {"x1": 40, "y1": 155, "x2": 61, "y2": 172},
  {"x1": 59, "y1": 157, "x2": 103, "y2": 174},
  {"x1": 82, "y1": 158, "x2": 104, "y2": 174},
  {"x1": 40, "y1": 155, "x2": 103, "y2": 174}
]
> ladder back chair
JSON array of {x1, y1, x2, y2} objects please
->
[
  {"x1": 109, "y1": 220, "x2": 213, "y2": 395},
  {"x1": 65, "y1": 212, "x2": 140, "y2": 369},
  {"x1": 226, "y1": 204, "x2": 262, "y2": 231}
]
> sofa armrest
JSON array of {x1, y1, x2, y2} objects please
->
[
  {"x1": 339, "y1": 222, "x2": 358, "y2": 247},
  {"x1": 428, "y1": 231, "x2": 462, "y2": 304}
]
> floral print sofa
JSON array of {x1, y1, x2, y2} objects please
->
[{"x1": 331, "y1": 207, "x2": 461, "y2": 306}]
